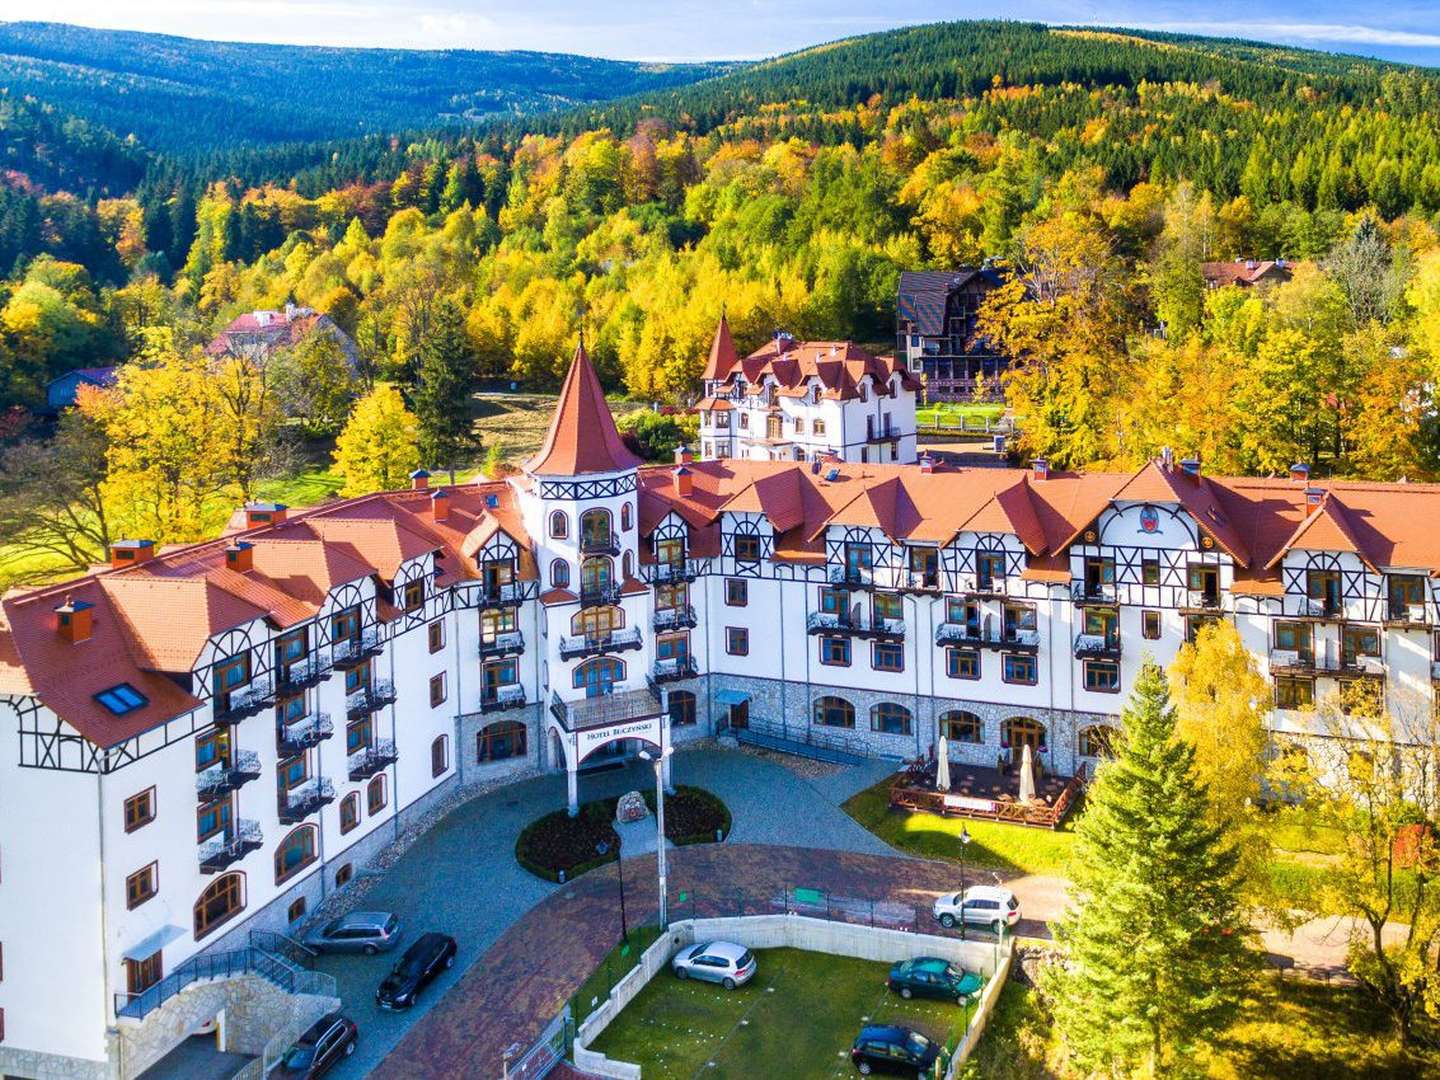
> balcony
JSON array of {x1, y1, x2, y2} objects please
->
[
  {"x1": 1182, "y1": 590, "x2": 1222, "y2": 613},
  {"x1": 580, "y1": 534, "x2": 621, "y2": 557},
  {"x1": 196, "y1": 749, "x2": 262, "y2": 801},
  {"x1": 479, "y1": 631, "x2": 525, "y2": 658},
  {"x1": 480, "y1": 684, "x2": 527, "y2": 713},
  {"x1": 277, "y1": 653, "x2": 333, "y2": 694},
  {"x1": 579, "y1": 583, "x2": 624, "y2": 608},
  {"x1": 550, "y1": 686, "x2": 661, "y2": 733},
  {"x1": 214, "y1": 677, "x2": 275, "y2": 724},
  {"x1": 199, "y1": 819, "x2": 263, "y2": 874},
  {"x1": 348, "y1": 739, "x2": 398, "y2": 781},
  {"x1": 652, "y1": 559, "x2": 699, "y2": 584},
  {"x1": 828, "y1": 564, "x2": 874, "y2": 588},
  {"x1": 935, "y1": 623, "x2": 1040, "y2": 652},
  {"x1": 278, "y1": 777, "x2": 337, "y2": 824},
  {"x1": 653, "y1": 604, "x2": 698, "y2": 631},
  {"x1": 1074, "y1": 633, "x2": 1122, "y2": 660},
  {"x1": 806, "y1": 609, "x2": 905, "y2": 641},
  {"x1": 1297, "y1": 597, "x2": 1344, "y2": 620},
  {"x1": 1385, "y1": 602, "x2": 1431, "y2": 629},
  {"x1": 332, "y1": 628, "x2": 382, "y2": 670},
  {"x1": 899, "y1": 570, "x2": 942, "y2": 593},
  {"x1": 277, "y1": 712, "x2": 334, "y2": 755},
  {"x1": 345, "y1": 679, "x2": 397, "y2": 720},
  {"x1": 478, "y1": 581, "x2": 526, "y2": 609},
  {"x1": 1071, "y1": 582, "x2": 1116, "y2": 605},
  {"x1": 651, "y1": 655, "x2": 699, "y2": 683},
  {"x1": 1269, "y1": 649, "x2": 1384, "y2": 678},
  {"x1": 865, "y1": 423, "x2": 903, "y2": 443},
  {"x1": 558, "y1": 626, "x2": 643, "y2": 661}
]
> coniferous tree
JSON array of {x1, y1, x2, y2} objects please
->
[
  {"x1": 1047, "y1": 658, "x2": 1256, "y2": 1077},
  {"x1": 412, "y1": 298, "x2": 477, "y2": 482}
]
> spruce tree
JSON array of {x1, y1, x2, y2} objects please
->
[
  {"x1": 412, "y1": 298, "x2": 477, "y2": 482},
  {"x1": 1047, "y1": 658, "x2": 1255, "y2": 1077}
]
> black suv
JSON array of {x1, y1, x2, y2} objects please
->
[
  {"x1": 376, "y1": 932, "x2": 458, "y2": 1009},
  {"x1": 850, "y1": 1024, "x2": 943, "y2": 1077},
  {"x1": 272, "y1": 1012, "x2": 358, "y2": 1079}
]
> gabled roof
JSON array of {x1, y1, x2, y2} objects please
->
[
  {"x1": 897, "y1": 267, "x2": 1004, "y2": 336},
  {"x1": 1266, "y1": 491, "x2": 1384, "y2": 571},
  {"x1": 703, "y1": 328, "x2": 919, "y2": 402},
  {"x1": 1109, "y1": 460, "x2": 1252, "y2": 566},
  {"x1": 525, "y1": 341, "x2": 642, "y2": 477}
]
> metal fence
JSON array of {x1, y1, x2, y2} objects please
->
[{"x1": 502, "y1": 1004, "x2": 573, "y2": 1080}]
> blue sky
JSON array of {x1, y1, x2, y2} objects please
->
[{"x1": 13, "y1": 1, "x2": 1440, "y2": 66}]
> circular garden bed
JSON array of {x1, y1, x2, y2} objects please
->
[{"x1": 516, "y1": 785, "x2": 732, "y2": 882}]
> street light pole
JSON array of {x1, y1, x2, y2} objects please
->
[
  {"x1": 958, "y1": 825, "x2": 971, "y2": 942},
  {"x1": 639, "y1": 745, "x2": 674, "y2": 929}
]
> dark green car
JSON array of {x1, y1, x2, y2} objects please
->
[{"x1": 886, "y1": 957, "x2": 982, "y2": 1003}]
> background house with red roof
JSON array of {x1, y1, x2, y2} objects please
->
[{"x1": 205, "y1": 303, "x2": 359, "y2": 368}]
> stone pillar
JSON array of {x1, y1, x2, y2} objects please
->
[{"x1": 567, "y1": 762, "x2": 579, "y2": 817}]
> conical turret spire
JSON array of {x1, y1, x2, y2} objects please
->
[
  {"x1": 525, "y1": 339, "x2": 642, "y2": 476},
  {"x1": 702, "y1": 311, "x2": 739, "y2": 382}
]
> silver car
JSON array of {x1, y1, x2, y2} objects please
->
[
  {"x1": 672, "y1": 941, "x2": 757, "y2": 989},
  {"x1": 303, "y1": 911, "x2": 402, "y2": 955}
]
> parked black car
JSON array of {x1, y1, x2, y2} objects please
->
[
  {"x1": 272, "y1": 1012, "x2": 359, "y2": 1079},
  {"x1": 887, "y1": 957, "x2": 982, "y2": 1003},
  {"x1": 850, "y1": 1024, "x2": 944, "y2": 1076},
  {"x1": 376, "y1": 932, "x2": 458, "y2": 1009}
]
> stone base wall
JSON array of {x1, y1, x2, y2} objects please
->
[
  {"x1": 459, "y1": 702, "x2": 544, "y2": 787},
  {"x1": 0, "y1": 1042, "x2": 110, "y2": 1080}
]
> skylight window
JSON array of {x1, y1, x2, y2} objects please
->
[{"x1": 96, "y1": 683, "x2": 148, "y2": 716}]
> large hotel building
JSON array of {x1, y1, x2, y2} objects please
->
[{"x1": 1, "y1": 341, "x2": 1436, "y2": 1076}]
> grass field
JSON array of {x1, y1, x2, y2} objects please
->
[
  {"x1": 589, "y1": 947, "x2": 976, "y2": 1079},
  {"x1": 473, "y1": 391, "x2": 646, "y2": 468},
  {"x1": 967, "y1": 973, "x2": 1440, "y2": 1079},
  {"x1": 916, "y1": 402, "x2": 1005, "y2": 426}
]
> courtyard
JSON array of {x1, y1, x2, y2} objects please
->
[{"x1": 588, "y1": 946, "x2": 975, "y2": 1079}]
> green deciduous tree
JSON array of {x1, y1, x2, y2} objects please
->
[{"x1": 332, "y1": 383, "x2": 420, "y2": 496}]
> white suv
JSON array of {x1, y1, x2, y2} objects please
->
[{"x1": 933, "y1": 885, "x2": 1021, "y2": 932}]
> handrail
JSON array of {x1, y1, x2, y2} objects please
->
[{"x1": 114, "y1": 940, "x2": 327, "y2": 1023}]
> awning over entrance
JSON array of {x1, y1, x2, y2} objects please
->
[
  {"x1": 715, "y1": 689, "x2": 750, "y2": 706},
  {"x1": 122, "y1": 923, "x2": 185, "y2": 962}
]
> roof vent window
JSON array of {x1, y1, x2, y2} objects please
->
[{"x1": 96, "y1": 683, "x2": 148, "y2": 716}]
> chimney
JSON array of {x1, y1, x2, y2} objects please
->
[
  {"x1": 243, "y1": 502, "x2": 287, "y2": 528},
  {"x1": 1031, "y1": 458, "x2": 1049, "y2": 481},
  {"x1": 431, "y1": 488, "x2": 450, "y2": 523},
  {"x1": 673, "y1": 466, "x2": 693, "y2": 498},
  {"x1": 1160, "y1": 447, "x2": 1174, "y2": 470},
  {"x1": 109, "y1": 539, "x2": 155, "y2": 569},
  {"x1": 225, "y1": 541, "x2": 254, "y2": 573},
  {"x1": 54, "y1": 595, "x2": 94, "y2": 643},
  {"x1": 1289, "y1": 462, "x2": 1310, "y2": 483},
  {"x1": 919, "y1": 454, "x2": 936, "y2": 474},
  {"x1": 1179, "y1": 458, "x2": 1201, "y2": 480},
  {"x1": 1305, "y1": 486, "x2": 1325, "y2": 508},
  {"x1": 674, "y1": 445, "x2": 694, "y2": 466}
]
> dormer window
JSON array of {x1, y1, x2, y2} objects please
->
[
  {"x1": 403, "y1": 580, "x2": 425, "y2": 611},
  {"x1": 734, "y1": 535, "x2": 762, "y2": 562},
  {"x1": 97, "y1": 683, "x2": 147, "y2": 716}
]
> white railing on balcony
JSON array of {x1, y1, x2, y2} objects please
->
[
  {"x1": 284, "y1": 777, "x2": 335, "y2": 814},
  {"x1": 227, "y1": 677, "x2": 274, "y2": 713},
  {"x1": 481, "y1": 631, "x2": 525, "y2": 653},
  {"x1": 345, "y1": 678, "x2": 395, "y2": 715},
  {"x1": 806, "y1": 610, "x2": 904, "y2": 636},
  {"x1": 196, "y1": 749, "x2": 260, "y2": 795},
  {"x1": 283, "y1": 654, "x2": 330, "y2": 686},
  {"x1": 280, "y1": 712, "x2": 333, "y2": 748},
  {"x1": 653, "y1": 605, "x2": 696, "y2": 631},
  {"x1": 482, "y1": 581, "x2": 523, "y2": 604},
  {"x1": 558, "y1": 626, "x2": 642, "y2": 655},
  {"x1": 1074, "y1": 633, "x2": 1110, "y2": 655},
  {"x1": 1071, "y1": 582, "x2": 1116, "y2": 602},
  {"x1": 348, "y1": 739, "x2": 397, "y2": 775},
  {"x1": 492, "y1": 683, "x2": 525, "y2": 706},
  {"x1": 1186, "y1": 590, "x2": 1221, "y2": 610},
  {"x1": 651, "y1": 656, "x2": 695, "y2": 679},
  {"x1": 332, "y1": 628, "x2": 380, "y2": 664},
  {"x1": 829, "y1": 564, "x2": 874, "y2": 585},
  {"x1": 198, "y1": 819, "x2": 262, "y2": 866},
  {"x1": 1011, "y1": 628, "x2": 1041, "y2": 647},
  {"x1": 653, "y1": 561, "x2": 694, "y2": 583}
]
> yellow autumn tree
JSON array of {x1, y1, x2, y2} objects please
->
[{"x1": 332, "y1": 384, "x2": 421, "y2": 496}]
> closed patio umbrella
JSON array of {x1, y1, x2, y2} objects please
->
[
  {"x1": 936, "y1": 735, "x2": 951, "y2": 792},
  {"x1": 1018, "y1": 743, "x2": 1036, "y2": 803}
]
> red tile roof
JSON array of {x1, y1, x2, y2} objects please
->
[
  {"x1": 701, "y1": 313, "x2": 738, "y2": 382},
  {"x1": 700, "y1": 321, "x2": 919, "y2": 402},
  {"x1": 525, "y1": 342, "x2": 643, "y2": 476}
]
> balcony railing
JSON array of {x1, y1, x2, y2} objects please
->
[
  {"x1": 899, "y1": 570, "x2": 942, "y2": 592},
  {"x1": 277, "y1": 712, "x2": 333, "y2": 755},
  {"x1": 651, "y1": 655, "x2": 699, "y2": 683},
  {"x1": 1071, "y1": 582, "x2": 1116, "y2": 604},
  {"x1": 1074, "y1": 633, "x2": 1122, "y2": 660},
  {"x1": 479, "y1": 631, "x2": 525, "y2": 658},
  {"x1": 199, "y1": 819, "x2": 263, "y2": 874},
  {"x1": 806, "y1": 609, "x2": 905, "y2": 640},
  {"x1": 1184, "y1": 590, "x2": 1221, "y2": 611},
  {"x1": 866, "y1": 423, "x2": 903, "y2": 442},
  {"x1": 478, "y1": 580, "x2": 525, "y2": 608},
  {"x1": 652, "y1": 559, "x2": 699, "y2": 584},
  {"x1": 332, "y1": 628, "x2": 382, "y2": 669},
  {"x1": 558, "y1": 626, "x2": 643, "y2": 660},
  {"x1": 279, "y1": 777, "x2": 337, "y2": 824},
  {"x1": 1270, "y1": 649, "x2": 1384, "y2": 677},
  {"x1": 196, "y1": 749, "x2": 262, "y2": 801},
  {"x1": 580, "y1": 534, "x2": 621, "y2": 556},
  {"x1": 1386, "y1": 602, "x2": 1430, "y2": 626},
  {"x1": 828, "y1": 564, "x2": 874, "y2": 587},
  {"x1": 550, "y1": 687, "x2": 661, "y2": 733},
  {"x1": 277, "y1": 653, "x2": 333, "y2": 693},
  {"x1": 579, "y1": 582, "x2": 624, "y2": 608},
  {"x1": 345, "y1": 679, "x2": 397, "y2": 720},
  {"x1": 214, "y1": 677, "x2": 275, "y2": 724},
  {"x1": 653, "y1": 604, "x2": 698, "y2": 631},
  {"x1": 935, "y1": 623, "x2": 1040, "y2": 652},
  {"x1": 1300, "y1": 597, "x2": 1343, "y2": 619},
  {"x1": 480, "y1": 684, "x2": 527, "y2": 713},
  {"x1": 348, "y1": 739, "x2": 398, "y2": 781}
]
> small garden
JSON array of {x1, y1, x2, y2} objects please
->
[
  {"x1": 515, "y1": 785, "x2": 731, "y2": 882},
  {"x1": 589, "y1": 946, "x2": 978, "y2": 1079}
]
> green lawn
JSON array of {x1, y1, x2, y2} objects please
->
[
  {"x1": 842, "y1": 779, "x2": 1080, "y2": 875},
  {"x1": 571, "y1": 923, "x2": 665, "y2": 1026},
  {"x1": 253, "y1": 468, "x2": 345, "y2": 507},
  {"x1": 590, "y1": 947, "x2": 976, "y2": 1079},
  {"x1": 916, "y1": 402, "x2": 1005, "y2": 426}
]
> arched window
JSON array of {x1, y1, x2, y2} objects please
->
[
  {"x1": 574, "y1": 657, "x2": 624, "y2": 697},
  {"x1": 1078, "y1": 725, "x2": 1119, "y2": 758},
  {"x1": 339, "y1": 792, "x2": 359, "y2": 834},
  {"x1": 478, "y1": 720, "x2": 527, "y2": 762},
  {"x1": 580, "y1": 556, "x2": 613, "y2": 598},
  {"x1": 623, "y1": 551, "x2": 634, "y2": 579},
  {"x1": 813, "y1": 695, "x2": 855, "y2": 729},
  {"x1": 669, "y1": 689, "x2": 697, "y2": 727},
  {"x1": 549, "y1": 510, "x2": 568, "y2": 539},
  {"x1": 1001, "y1": 716, "x2": 1046, "y2": 751},
  {"x1": 551, "y1": 559, "x2": 570, "y2": 589},
  {"x1": 431, "y1": 735, "x2": 450, "y2": 777},
  {"x1": 580, "y1": 509, "x2": 613, "y2": 552},
  {"x1": 621, "y1": 502, "x2": 632, "y2": 531},
  {"x1": 367, "y1": 775, "x2": 387, "y2": 815},
  {"x1": 335, "y1": 863, "x2": 354, "y2": 888},
  {"x1": 572, "y1": 605, "x2": 623, "y2": 636},
  {"x1": 870, "y1": 702, "x2": 912, "y2": 735},
  {"x1": 939, "y1": 710, "x2": 983, "y2": 744},
  {"x1": 194, "y1": 872, "x2": 245, "y2": 939},
  {"x1": 274, "y1": 825, "x2": 317, "y2": 885}
]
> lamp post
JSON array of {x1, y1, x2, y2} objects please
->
[
  {"x1": 638, "y1": 745, "x2": 674, "y2": 929},
  {"x1": 957, "y1": 825, "x2": 971, "y2": 941},
  {"x1": 596, "y1": 837, "x2": 628, "y2": 943}
]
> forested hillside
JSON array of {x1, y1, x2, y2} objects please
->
[
  {"x1": 0, "y1": 21, "x2": 734, "y2": 151},
  {"x1": 6, "y1": 19, "x2": 1440, "y2": 583}
]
